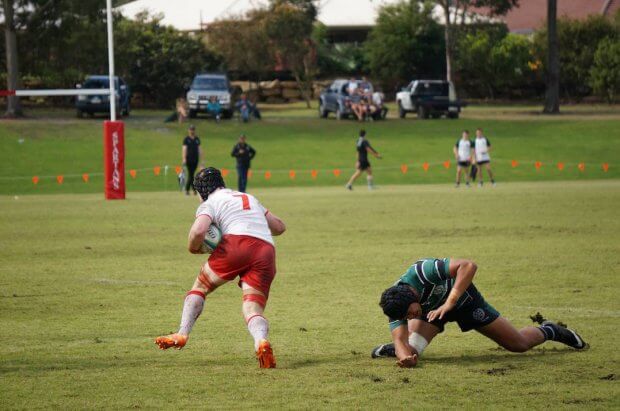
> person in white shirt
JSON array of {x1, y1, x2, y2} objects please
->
[
  {"x1": 474, "y1": 128, "x2": 495, "y2": 186},
  {"x1": 155, "y1": 167, "x2": 286, "y2": 369},
  {"x1": 453, "y1": 130, "x2": 473, "y2": 187}
]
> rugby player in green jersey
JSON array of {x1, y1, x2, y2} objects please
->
[{"x1": 372, "y1": 258, "x2": 587, "y2": 368}]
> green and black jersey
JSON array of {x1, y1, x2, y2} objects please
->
[{"x1": 388, "y1": 258, "x2": 478, "y2": 331}]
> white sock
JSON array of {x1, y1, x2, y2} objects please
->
[
  {"x1": 178, "y1": 292, "x2": 205, "y2": 335},
  {"x1": 367, "y1": 175, "x2": 374, "y2": 188},
  {"x1": 247, "y1": 315, "x2": 269, "y2": 350}
]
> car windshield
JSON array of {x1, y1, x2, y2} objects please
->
[
  {"x1": 415, "y1": 83, "x2": 449, "y2": 96},
  {"x1": 191, "y1": 77, "x2": 228, "y2": 91},
  {"x1": 83, "y1": 78, "x2": 117, "y2": 89}
]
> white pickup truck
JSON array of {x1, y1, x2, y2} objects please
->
[{"x1": 396, "y1": 80, "x2": 462, "y2": 119}]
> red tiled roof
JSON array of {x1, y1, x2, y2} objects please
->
[{"x1": 477, "y1": 0, "x2": 619, "y2": 34}]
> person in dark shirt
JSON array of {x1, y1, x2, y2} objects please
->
[
  {"x1": 231, "y1": 134, "x2": 256, "y2": 192},
  {"x1": 182, "y1": 124, "x2": 203, "y2": 195},
  {"x1": 345, "y1": 129, "x2": 381, "y2": 190}
]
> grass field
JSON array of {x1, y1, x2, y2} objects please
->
[
  {"x1": 1, "y1": 181, "x2": 619, "y2": 409},
  {"x1": 0, "y1": 105, "x2": 619, "y2": 195}
]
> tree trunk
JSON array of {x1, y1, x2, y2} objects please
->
[
  {"x1": 292, "y1": 70, "x2": 311, "y2": 109},
  {"x1": 443, "y1": 4, "x2": 453, "y2": 84},
  {"x1": 3, "y1": 0, "x2": 22, "y2": 117},
  {"x1": 543, "y1": 0, "x2": 559, "y2": 114}
]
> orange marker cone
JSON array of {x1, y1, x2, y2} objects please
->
[
  {"x1": 422, "y1": 162, "x2": 429, "y2": 172},
  {"x1": 400, "y1": 164, "x2": 408, "y2": 174},
  {"x1": 129, "y1": 169, "x2": 137, "y2": 179},
  {"x1": 264, "y1": 171, "x2": 271, "y2": 180},
  {"x1": 602, "y1": 163, "x2": 609, "y2": 172},
  {"x1": 333, "y1": 169, "x2": 341, "y2": 177},
  {"x1": 443, "y1": 160, "x2": 451, "y2": 169},
  {"x1": 557, "y1": 162, "x2": 564, "y2": 171},
  {"x1": 578, "y1": 163, "x2": 585, "y2": 172},
  {"x1": 535, "y1": 161, "x2": 542, "y2": 170},
  {"x1": 82, "y1": 173, "x2": 89, "y2": 183},
  {"x1": 511, "y1": 160, "x2": 519, "y2": 168},
  {"x1": 175, "y1": 165, "x2": 182, "y2": 175},
  {"x1": 32, "y1": 176, "x2": 39, "y2": 185},
  {"x1": 56, "y1": 175, "x2": 64, "y2": 184},
  {"x1": 154, "y1": 166, "x2": 161, "y2": 176},
  {"x1": 222, "y1": 168, "x2": 229, "y2": 177},
  {"x1": 248, "y1": 169, "x2": 253, "y2": 179},
  {"x1": 289, "y1": 170, "x2": 296, "y2": 179},
  {"x1": 311, "y1": 169, "x2": 318, "y2": 179}
]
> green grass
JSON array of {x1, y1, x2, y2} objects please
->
[
  {"x1": 0, "y1": 105, "x2": 619, "y2": 195},
  {"x1": 1, "y1": 181, "x2": 619, "y2": 409}
]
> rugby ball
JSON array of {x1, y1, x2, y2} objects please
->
[{"x1": 202, "y1": 224, "x2": 222, "y2": 253}]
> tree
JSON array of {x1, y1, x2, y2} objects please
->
[
  {"x1": 206, "y1": 10, "x2": 272, "y2": 82},
  {"x1": 543, "y1": 0, "x2": 559, "y2": 113},
  {"x1": 365, "y1": 1, "x2": 444, "y2": 91},
  {"x1": 2, "y1": 0, "x2": 22, "y2": 117},
  {"x1": 264, "y1": 0, "x2": 317, "y2": 108},
  {"x1": 590, "y1": 38, "x2": 620, "y2": 103},
  {"x1": 433, "y1": 0, "x2": 518, "y2": 89}
]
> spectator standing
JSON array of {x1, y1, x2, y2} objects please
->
[
  {"x1": 236, "y1": 94, "x2": 254, "y2": 123},
  {"x1": 474, "y1": 128, "x2": 496, "y2": 186},
  {"x1": 231, "y1": 134, "x2": 256, "y2": 193},
  {"x1": 182, "y1": 124, "x2": 203, "y2": 195},
  {"x1": 345, "y1": 129, "x2": 382, "y2": 190},
  {"x1": 453, "y1": 130, "x2": 473, "y2": 188}
]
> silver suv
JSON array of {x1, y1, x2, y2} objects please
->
[{"x1": 186, "y1": 73, "x2": 233, "y2": 118}]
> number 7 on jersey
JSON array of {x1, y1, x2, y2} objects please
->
[{"x1": 233, "y1": 194, "x2": 251, "y2": 210}]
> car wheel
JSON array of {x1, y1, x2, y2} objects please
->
[
  {"x1": 189, "y1": 109, "x2": 197, "y2": 119},
  {"x1": 417, "y1": 106, "x2": 429, "y2": 119},
  {"x1": 319, "y1": 101, "x2": 328, "y2": 118},
  {"x1": 398, "y1": 101, "x2": 406, "y2": 118}
]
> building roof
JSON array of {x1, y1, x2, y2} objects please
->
[
  {"x1": 118, "y1": 0, "x2": 404, "y2": 31},
  {"x1": 479, "y1": 0, "x2": 620, "y2": 34}
]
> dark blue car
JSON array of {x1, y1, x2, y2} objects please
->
[{"x1": 76, "y1": 75, "x2": 130, "y2": 118}]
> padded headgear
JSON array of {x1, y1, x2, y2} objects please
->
[
  {"x1": 193, "y1": 167, "x2": 225, "y2": 200},
  {"x1": 379, "y1": 284, "x2": 418, "y2": 320}
]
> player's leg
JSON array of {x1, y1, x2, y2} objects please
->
[
  {"x1": 371, "y1": 319, "x2": 440, "y2": 358},
  {"x1": 241, "y1": 282, "x2": 276, "y2": 368},
  {"x1": 455, "y1": 165, "x2": 462, "y2": 186},
  {"x1": 366, "y1": 166, "x2": 374, "y2": 189},
  {"x1": 477, "y1": 162, "x2": 484, "y2": 186},
  {"x1": 476, "y1": 316, "x2": 587, "y2": 352},
  {"x1": 464, "y1": 164, "x2": 471, "y2": 185},
  {"x1": 346, "y1": 167, "x2": 362, "y2": 189},
  {"x1": 185, "y1": 162, "x2": 197, "y2": 195},
  {"x1": 485, "y1": 163, "x2": 495, "y2": 185},
  {"x1": 155, "y1": 262, "x2": 227, "y2": 350}
]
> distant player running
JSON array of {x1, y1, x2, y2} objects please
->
[
  {"x1": 372, "y1": 258, "x2": 587, "y2": 368},
  {"x1": 155, "y1": 167, "x2": 286, "y2": 368},
  {"x1": 345, "y1": 129, "x2": 381, "y2": 190}
]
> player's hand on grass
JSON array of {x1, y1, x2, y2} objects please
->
[
  {"x1": 427, "y1": 302, "x2": 455, "y2": 322},
  {"x1": 396, "y1": 354, "x2": 418, "y2": 368}
]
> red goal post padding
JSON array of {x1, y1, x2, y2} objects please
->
[{"x1": 104, "y1": 121, "x2": 125, "y2": 200}]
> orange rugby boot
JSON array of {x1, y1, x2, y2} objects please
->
[
  {"x1": 155, "y1": 333, "x2": 188, "y2": 350},
  {"x1": 256, "y1": 339, "x2": 276, "y2": 368}
]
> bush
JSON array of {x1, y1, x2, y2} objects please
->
[{"x1": 590, "y1": 37, "x2": 620, "y2": 103}]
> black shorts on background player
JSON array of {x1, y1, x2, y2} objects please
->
[
  {"x1": 458, "y1": 161, "x2": 471, "y2": 167},
  {"x1": 357, "y1": 137, "x2": 374, "y2": 170},
  {"x1": 183, "y1": 135, "x2": 201, "y2": 194}
]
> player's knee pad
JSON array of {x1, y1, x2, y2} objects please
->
[
  {"x1": 408, "y1": 332, "x2": 428, "y2": 356},
  {"x1": 197, "y1": 270, "x2": 216, "y2": 292},
  {"x1": 186, "y1": 289, "x2": 206, "y2": 299},
  {"x1": 243, "y1": 293, "x2": 267, "y2": 309}
]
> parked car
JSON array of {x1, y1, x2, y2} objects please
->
[
  {"x1": 186, "y1": 73, "x2": 234, "y2": 119},
  {"x1": 76, "y1": 75, "x2": 130, "y2": 118},
  {"x1": 318, "y1": 79, "x2": 375, "y2": 120},
  {"x1": 396, "y1": 80, "x2": 463, "y2": 119}
]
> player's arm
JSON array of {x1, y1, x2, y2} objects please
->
[
  {"x1": 427, "y1": 259, "x2": 477, "y2": 321},
  {"x1": 486, "y1": 139, "x2": 491, "y2": 153},
  {"x1": 265, "y1": 211, "x2": 286, "y2": 236},
  {"x1": 182, "y1": 144, "x2": 187, "y2": 165},
  {"x1": 391, "y1": 324, "x2": 418, "y2": 368},
  {"x1": 366, "y1": 144, "x2": 382, "y2": 159},
  {"x1": 188, "y1": 214, "x2": 213, "y2": 254},
  {"x1": 453, "y1": 144, "x2": 458, "y2": 159}
]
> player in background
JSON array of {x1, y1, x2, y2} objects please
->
[
  {"x1": 371, "y1": 258, "x2": 587, "y2": 368},
  {"x1": 345, "y1": 129, "x2": 382, "y2": 190},
  {"x1": 155, "y1": 167, "x2": 286, "y2": 368},
  {"x1": 474, "y1": 128, "x2": 495, "y2": 186},
  {"x1": 453, "y1": 130, "x2": 473, "y2": 188}
]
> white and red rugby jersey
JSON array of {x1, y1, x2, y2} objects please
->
[{"x1": 196, "y1": 189, "x2": 273, "y2": 245}]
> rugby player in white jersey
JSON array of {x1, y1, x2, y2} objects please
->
[
  {"x1": 155, "y1": 167, "x2": 286, "y2": 368},
  {"x1": 474, "y1": 128, "x2": 496, "y2": 186}
]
